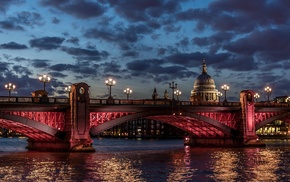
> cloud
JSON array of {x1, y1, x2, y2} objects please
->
[
  {"x1": 29, "y1": 36, "x2": 65, "y2": 50},
  {"x1": 12, "y1": 65, "x2": 32, "y2": 76},
  {"x1": 11, "y1": 11, "x2": 45, "y2": 28},
  {"x1": 51, "y1": 17, "x2": 60, "y2": 24},
  {"x1": 101, "y1": 61, "x2": 122, "y2": 74},
  {"x1": 0, "y1": 42, "x2": 28, "y2": 49},
  {"x1": 126, "y1": 58, "x2": 195, "y2": 82},
  {"x1": 61, "y1": 46, "x2": 109, "y2": 62},
  {"x1": 40, "y1": 0, "x2": 106, "y2": 19},
  {"x1": 223, "y1": 28, "x2": 290, "y2": 63},
  {"x1": 107, "y1": 0, "x2": 182, "y2": 22},
  {"x1": 66, "y1": 37, "x2": 79, "y2": 45},
  {"x1": 0, "y1": 0, "x2": 24, "y2": 13},
  {"x1": 0, "y1": 21, "x2": 24, "y2": 31},
  {"x1": 30, "y1": 59, "x2": 50, "y2": 68}
]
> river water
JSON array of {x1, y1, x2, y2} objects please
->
[{"x1": 0, "y1": 138, "x2": 290, "y2": 182}]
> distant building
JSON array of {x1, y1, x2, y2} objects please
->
[
  {"x1": 99, "y1": 118, "x2": 186, "y2": 139},
  {"x1": 274, "y1": 96, "x2": 290, "y2": 103},
  {"x1": 190, "y1": 59, "x2": 219, "y2": 102}
]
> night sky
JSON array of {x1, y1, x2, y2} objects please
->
[{"x1": 0, "y1": 0, "x2": 289, "y2": 101}]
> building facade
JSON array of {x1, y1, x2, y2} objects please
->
[
  {"x1": 190, "y1": 59, "x2": 219, "y2": 102},
  {"x1": 99, "y1": 118, "x2": 186, "y2": 139}
]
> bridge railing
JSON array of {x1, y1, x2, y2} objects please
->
[
  {"x1": 0, "y1": 96, "x2": 69, "y2": 104},
  {"x1": 255, "y1": 102, "x2": 290, "y2": 107},
  {"x1": 89, "y1": 99, "x2": 241, "y2": 106}
]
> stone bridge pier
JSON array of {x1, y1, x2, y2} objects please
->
[
  {"x1": 27, "y1": 82, "x2": 95, "y2": 152},
  {"x1": 185, "y1": 90, "x2": 265, "y2": 147}
]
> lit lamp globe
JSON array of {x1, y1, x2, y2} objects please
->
[
  {"x1": 221, "y1": 84, "x2": 229, "y2": 102},
  {"x1": 5, "y1": 83, "x2": 16, "y2": 97}
]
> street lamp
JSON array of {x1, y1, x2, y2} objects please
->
[
  {"x1": 38, "y1": 74, "x2": 51, "y2": 92},
  {"x1": 124, "y1": 88, "x2": 132, "y2": 100},
  {"x1": 105, "y1": 78, "x2": 116, "y2": 99},
  {"x1": 64, "y1": 85, "x2": 71, "y2": 98},
  {"x1": 264, "y1": 86, "x2": 272, "y2": 102},
  {"x1": 174, "y1": 89, "x2": 181, "y2": 100},
  {"x1": 221, "y1": 84, "x2": 229, "y2": 102},
  {"x1": 169, "y1": 81, "x2": 177, "y2": 100},
  {"x1": 5, "y1": 83, "x2": 16, "y2": 97},
  {"x1": 216, "y1": 91, "x2": 223, "y2": 102},
  {"x1": 254, "y1": 93, "x2": 260, "y2": 102}
]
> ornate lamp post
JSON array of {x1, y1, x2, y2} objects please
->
[
  {"x1": 38, "y1": 74, "x2": 51, "y2": 92},
  {"x1": 254, "y1": 93, "x2": 260, "y2": 102},
  {"x1": 169, "y1": 81, "x2": 177, "y2": 100},
  {"x1": 216, "y1": 91, "x2": 223, "y2": 102},
  {"x1": 105, "y1": 78, "x2": 116, "y2": 99},
  {"x1": 221, "y1": 84, "x2": 229, "y2": 102},
  {"x1": 264, "y1": 86, "x2": 272, "y2": 102},
  {"x1": 286, "y1": 96, "x2": 290, "y2": 103},
  {"x1": 174, "y1": 89, "x2": 181, "y2": 101},
  {"x1": 124, "y1": 88, "x2": 132, "y2": 100},
  {"x1": 5, "y1": 83, "x2": 16, "y2": 97},
  {"x1": 64, "y1": 85, "x2": 71, "y2": 98}
]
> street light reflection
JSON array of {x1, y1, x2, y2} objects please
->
[{"x1": 211, "y1": 150, "x2": 238, "y2": 181}]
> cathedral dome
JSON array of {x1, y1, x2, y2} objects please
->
[
  {"x1": 190, "y1": 59, "x2": 219, "y2": 102},
  {"x1": 193, "y1": 60, "x2": 216, "y2": 91}
]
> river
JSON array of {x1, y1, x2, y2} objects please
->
[{"x1": 0, "y1": 137, "x2": 290, "y2": 181}]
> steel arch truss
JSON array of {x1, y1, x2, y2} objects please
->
[
  {"x1": 0, "y1": 112, "x2": 66, "y2": 141},
  {"x1": 90, "y1": 112, "x2": 133, "y2": 127},
  {"x1": 147, "y1": 115, "x2": 229, "y2": 138},
  {"x1": 256, "y1": 112, "x2": 290, "y2": 130},
  {"x1": 3, "y1": 111, "x2": 65, "y2": 131},
  {"x1": 195, "y1": 112, "x2": 239, "y2": 130},
  {"x1": 90, "y1": 110, "x2": 236, "y2": 138}
]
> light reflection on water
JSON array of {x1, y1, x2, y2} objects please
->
[{"x1": 1, "y1": 138, "x2": 290, "y2": 181}]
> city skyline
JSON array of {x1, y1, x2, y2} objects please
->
[{"x1": 0, "y1": 0, "x2": 289, "y2": 101}]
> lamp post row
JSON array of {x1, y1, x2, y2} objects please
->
[{"x1": 1, "y1": 75, "x2": 277, "y2": 102}]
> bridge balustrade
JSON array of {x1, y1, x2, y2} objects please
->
[
  {"x1": 255, "y1": 102, "x2": 290, "y2": 107},
  {"x1": 0, "y1": 96, "x2": 69, "y2": 104},
  {"x1": 89, "y1": 99, "x2": 241, "y2": 106}
]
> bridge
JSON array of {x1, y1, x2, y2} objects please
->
[{"x1": 0, "y1": 82, "x2": 290, "y2": 151}]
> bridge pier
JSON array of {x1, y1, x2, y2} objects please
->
[
  {"x1": 27, "y1": 82, "x2": 95, "y2": 152},
  {"x1": 185, "y1": 90, "x2": 265, "y2": 147},
  {"x1": 66, "y1": 82, "x2": 95, "y2": 152},
  {"x1": 239, "y1": 90, "x2": 265, "y2": 147}
]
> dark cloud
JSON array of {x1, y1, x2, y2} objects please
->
[
  {"x1": 61, "y1": 47, "x2": 109, "y2": 61},
  {"x1": 48, "y1": 71, "x2": 67, "y2": 78},
  {"x1": 0, "y1": 0, "x2": 24, "y2": 13},
  {"x1": 126, "y1": 59, "x2": 194, "y2": 82},
  {"x1": 66, "y1": 37, "x2": 79, "y2": 45},
  {"x1": 29, "y1": 36, "x2": 65, "y2": 50},
  {"x1": 157, "y1": 48, "x2": 167, "y2": 56},
  {"x1": 166, "y1": 52, "x2": 206, "y2": 67},
  {"x1": 12, "y1": 11, "x2": 44, "y2": 27},
  {"x1": 30, "y1": 59, "x2": 50, "y2": 68},
  {"x1": 223, "y1": 28, "x2": 290, "y2": 63},
  {"x1": 40, "y1": 0, "x2": 106, "y2": 19},
  {"x1": 123, "y1": 51, "x2": 139, "y2": 58},
  {"x1": 0, "y1": 21, "x2": 24, "y2": 31},
  {"x1": 49, "y1": 62, "x2": 99, "y2": 79},
  {"x1": 51, "y1": 17, "x2": 60, "y2": 24},
  {"x1": 12, "y1": 65, "x2": 32, "y2": 75},
  {"x1": 107, "y1": 0, "x2": 182, "y2": 22},
  {"x1": 0, "y1": 42, "x2": 28, "y2": 49},
  {"x1": 49, "y1": 63, "x2": 75, "y2": 72},
  {"x1": 101, "y1": 61, "x2": 122, "y2": 73},
  {"x1": 84, "y1": 23, "x2": 152, "y2": 44}
]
